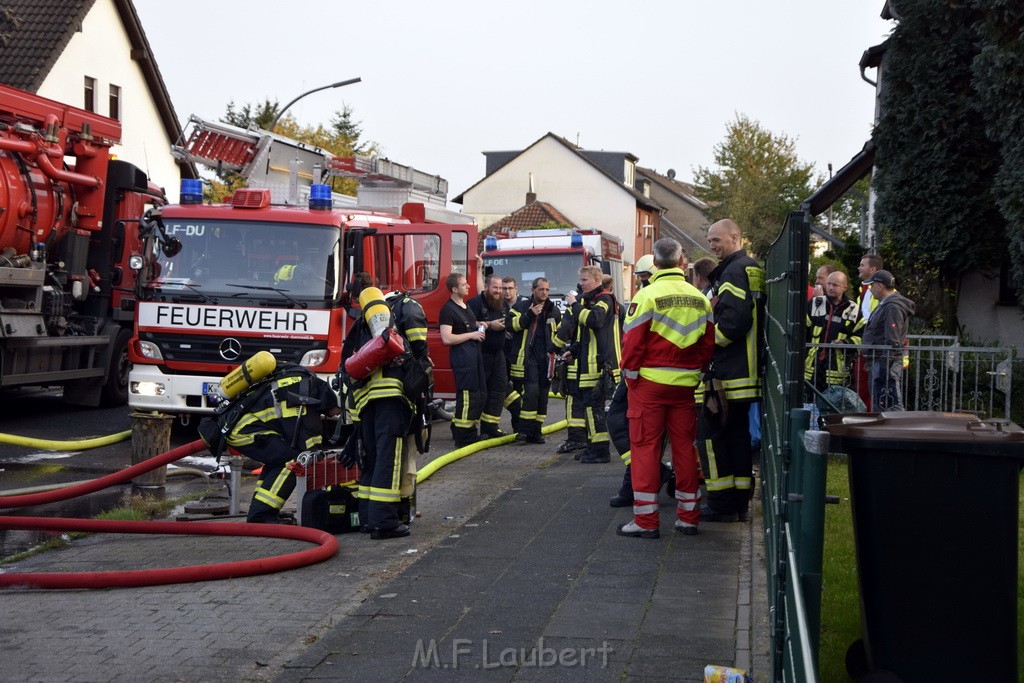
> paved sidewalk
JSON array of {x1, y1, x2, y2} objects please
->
[{"x1": 1, "y1": 405, "x2": 768, "y2": 682}]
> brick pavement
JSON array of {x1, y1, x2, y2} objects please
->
[{"x1": 1, "y1": 403, "x2": 769, "y2": 682}]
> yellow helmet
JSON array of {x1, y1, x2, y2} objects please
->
[
  {"x1": 274, "y1": 263, "x2": 296, "y2": 284},
  {"x1": 635, "y1": 254, "x2": 656, "y2": 275}
]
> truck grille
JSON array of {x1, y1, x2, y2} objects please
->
[{"x1": 142, "y1": 332, "x2": 321, "y2": 368}]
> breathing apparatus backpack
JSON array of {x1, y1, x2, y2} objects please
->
[{"x1": 198, "y1": 359, "x2": 323, "y2": 461}]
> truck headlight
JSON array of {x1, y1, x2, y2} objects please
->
[
  {"x1": 130, "y1": 381, "x2": 165, "y2": 396},
  {"x1": 137, "y1": 341, "x2": 163, "y2": 360},
  {"x1": 128, "y1": 254, "x2": 143, "y2": 270},
  {"x1": 300, "y1": 349, "x2": 328, "y2": 367}
]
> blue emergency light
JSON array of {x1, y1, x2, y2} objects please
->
[
  {"x1": 570, "y1": 232, "x2": 584, "y2": 248},
  {"x1": 309, "y1": 183, "x2": 331, "y2": 210},
  {"x1": 180, "y1": 178, "x2": 203, "y2": 205},
  {"x1": 484, "y1": 236, "x2": 498, "y2": 251}
]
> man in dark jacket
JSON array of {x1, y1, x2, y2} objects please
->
[
  {"x1": 562, "y1": 265, "x2": 621, "y2": 463},
  {"x1": 805, "y1": 269, "x2": 857, "y2": 399},
  {"x1": 469, "y1": 274, "x2": 520, "y2": 438},
  {"x1": 507, "y1": 277, "x2": 561, "y2": 444},
  {"x1": 698, "y1": 219, "x2": 765, "y2": 523},
  {"x1": 227, "y1": 366, "x2": 337, "y2": 524},
  {"x1": 860, "y1": 270, "x2": 915, "y2": 411}
]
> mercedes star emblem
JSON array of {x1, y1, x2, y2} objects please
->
[{"x1": 219, "y1": 337, "x2": 243, "y2": 361}]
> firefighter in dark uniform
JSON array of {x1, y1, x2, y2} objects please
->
[
  {"x1": 227, "y1": 367, "x2": 338, "y2": 524},
  {"x1": 340, "y1": 279, "x2": 429, "y2": 540},
  {"x1": 698, "y1": 219, "x2": 765, "y2": 522},
  {"x1": 507, "y1": 276, "x2": 561, "y2": 444},
  {"x1": 551, "y1": 300, "x2": 586, "y2": 453},
  {"x1": 563, "y1": 264, "x2": 621, "y2": 463},
  {"x1": 469, "y1": 274, "x2": 520, "y2": 438},
  {"x1": 440, "y1": 272, "x2": 487, "y2": 447}
]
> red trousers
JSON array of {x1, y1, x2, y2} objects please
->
[{"x1": 626, "y1": 377, "x2": 701, "y2": 529}]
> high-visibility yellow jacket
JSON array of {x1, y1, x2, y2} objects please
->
[{"x1": 620, "y1": 268, "x2": 714, "y2": 387}]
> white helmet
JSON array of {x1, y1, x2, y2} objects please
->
[{"x1": 635, "y1": 254, "x2": 656, "y2": 275}]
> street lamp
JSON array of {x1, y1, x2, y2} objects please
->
[{"x1": 267, "y1": 77, "x2": 362, "y2": 131}]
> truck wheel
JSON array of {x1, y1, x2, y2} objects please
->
[{"x1": 100, "y1": 328, "x2": 132, "y2": 407}]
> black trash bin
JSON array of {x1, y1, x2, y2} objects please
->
[{"x1": 825, "y1": 411, "x2": 1023, "y2": 682}]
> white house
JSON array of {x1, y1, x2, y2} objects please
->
[
  {"x1": 454, "y1": 133, "x2": 663, "y2": 266},
  {"x1": 0, "y1": 0, "x2": 194, "y2": 200}
]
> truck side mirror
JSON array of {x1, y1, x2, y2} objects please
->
[{"x1": 161, "y1": 237, "x2": 183, "y2": 258}]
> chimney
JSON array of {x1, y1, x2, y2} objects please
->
[{"x1": 525, "y1": 172, "x2": 537, "y2": 204}]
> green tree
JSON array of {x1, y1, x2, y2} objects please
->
[
  {"x1": 693, "y1": 113, "x2": 816, "y2": 259},
  {"x1": 872, "y1": 0, "x2": 1007, "y2": 329},
  {"x1": 972, "y1": 0, "x2": 1024, "y2": 307},
  {"x1": 222, "y1": 98, "x2": 280, "y2": 129}
]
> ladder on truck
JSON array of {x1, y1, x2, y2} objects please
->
[{"x1": 171, "y1": 114, "x2": 448, "y2": 204}]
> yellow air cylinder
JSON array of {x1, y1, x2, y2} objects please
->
[
  {"x1": 219, "y1": 350, "x2": 277, "y2": 399},
  {"x1": 358, "y1": 287, "x2": 392, "y2": 337}
]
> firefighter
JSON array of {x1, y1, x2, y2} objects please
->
[
  {"x1": 468, "y1": 274, "x2": 520, "y2": 438},
  {"x1": 550, "y1": 298, "x2": 586, "y2": 453},
  {"x1": 508, "y1": 276, "x2": 561, "y2": 444},
  {"x1": 227, "y1": 366, "x2": 338, "y2": 524},
  {"x1": 804, "y1": 269, "x2": 857, "y2": 399},
  {"x1": 439, "y1": 272, "x2": 487, "y2": 447},
  {"x1": 340, "y1": 276, "x2": 430, "y2": 540},
  {"x1": 698, "y1": 219, "x2": 765, "y2": 523},
  {"x1": 617, "y1": 238, "x2": 715, "y2": 538},
  {"x1": 562, "y1": 264, "x2": 621, "y2": 463},
  {"x1": 608, "y1": 255, "x2": 674, "y2": 507}
]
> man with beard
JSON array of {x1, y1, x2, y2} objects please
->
[
  {"x1": 469, "y1": 274, "x2": 520, "y2": 438},
  {"x1": 805, "y1": 269, "x2": 857, "y2": 398},
  {"x1": 508, "y1": 277, "x2": 561, "y2": 444}
]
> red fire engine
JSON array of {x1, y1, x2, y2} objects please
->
[
  {"x1": 0, "y1": 84, "x2": 164, "y2": 405},
  {"x1": 127, "y1": 116, "x2": 477, "y2": 421}
]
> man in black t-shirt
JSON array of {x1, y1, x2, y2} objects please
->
[
  {"x1": 468, "y1": 274, "x2": 520, "y2": 438},
  {"x1": 439, "y1": 272, "x2": 487, "y2": 448}
]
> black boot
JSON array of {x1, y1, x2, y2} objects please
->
[
  {"x1": 609, "y1": 465, "x2": 633, "y2": 507},
  {"x1": 451, "y1": 425, "x2": 480, "y2": 449},
  {"x1": 660, "y1": 463, "x2": 675, "y2": 499},
  {"x1": 579, "y1": 444, "x2": 611, "y2": 464}
]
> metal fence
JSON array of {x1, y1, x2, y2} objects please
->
[
  {"x1": 804, "y1": 339, "x2": 1015, "y2": 422},
  {"x1": 762, "y1": 211, "x2": 1022, "y2": 683},
  {"x1": 761, "y1": 210, "x2": 822, "y2": 682}
]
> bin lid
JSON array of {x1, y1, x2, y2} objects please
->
[{"x1": 824, "y1": 411, "x2": 1024, "y2": 455}]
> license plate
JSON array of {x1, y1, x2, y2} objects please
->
[{"x1": 202, "y1": 382, "x2": 218, "y2": 397}]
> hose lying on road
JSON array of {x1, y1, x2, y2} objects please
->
[
  {"x1": 0, "y1": 429, "x2": 132, "y2": 451},
  {"x1": 417, "y1": 420, "x2": 566, "y2": 484},
  {"x1": 0, "y1": 439, "x2": 338, "y2": 590},
  {"x1": 0, "y1": 418, "x2": 568, "y2": 589}
]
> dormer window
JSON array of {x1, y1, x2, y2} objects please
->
[{"x1": 624, "y1": 159, "x2": 635, "y2": 187}]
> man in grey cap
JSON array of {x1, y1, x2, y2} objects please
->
[{"x1": 860, "y1": 270, "x2": 915, "y2": 411}]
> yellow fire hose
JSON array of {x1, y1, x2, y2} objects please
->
[
  {"x1": 417, "y1": 419, "x2": 566, "y2": 484},
  {"x1": 0, "y1": 429, "x2": 132, "y2": 451}
]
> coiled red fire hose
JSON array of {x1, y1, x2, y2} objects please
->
[{"x1": 0, "y1": 439, "x2": 339, "y2": 590}]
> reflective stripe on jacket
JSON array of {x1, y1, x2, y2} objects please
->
[{"x1": 620, "y1": 269, "x2": 714, "y2": 387}]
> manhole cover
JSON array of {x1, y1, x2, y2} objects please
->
[{"x1": 183, "y1": 499, "x2": 231, "y2": 515}]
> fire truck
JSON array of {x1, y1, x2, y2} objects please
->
[
  {"x1": 127, "y1": 116, "x2": 477, "y2": 421},
  {"x1": 481, "y1": 227, "x2": 624, "y2": 308},
  {"x1": 0, "y1": 84, "x2": 164, "y2": 405}
]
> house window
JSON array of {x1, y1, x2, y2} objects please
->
[
  {"x1": 624, "y1": 160, "x2": 635, "y2": 188},
  {"x1": 109, "y1": 84, "x2": 121, "y2": 120},
  {"x1": 83, "y1": 76, "x2": 96, "y2": 112}
]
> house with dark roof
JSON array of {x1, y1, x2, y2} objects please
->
[
  {"x1": 0, "y1": 0, "x2": 195, "y2": 199},
  {"x1": 453, "y1": 132, "x2": 663, "y2": 266},
  {"x1": 635, "y1": 167, "x2": 713, "y2": 259}
]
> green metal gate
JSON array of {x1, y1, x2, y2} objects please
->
[{"x1": 761, "y1": 210, "x2": 828, "y2": 682}]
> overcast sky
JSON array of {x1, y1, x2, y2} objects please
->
[{"x1": 134, "y1": 1, "x2": 893, "y2": 205}]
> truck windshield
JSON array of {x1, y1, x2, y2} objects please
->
[
  {"x1": 147, "y1": 219, "x2": 339, "y2": 303},
  {"x1": 482, "y1": 253, "x2": 580, "y2": 298}
]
